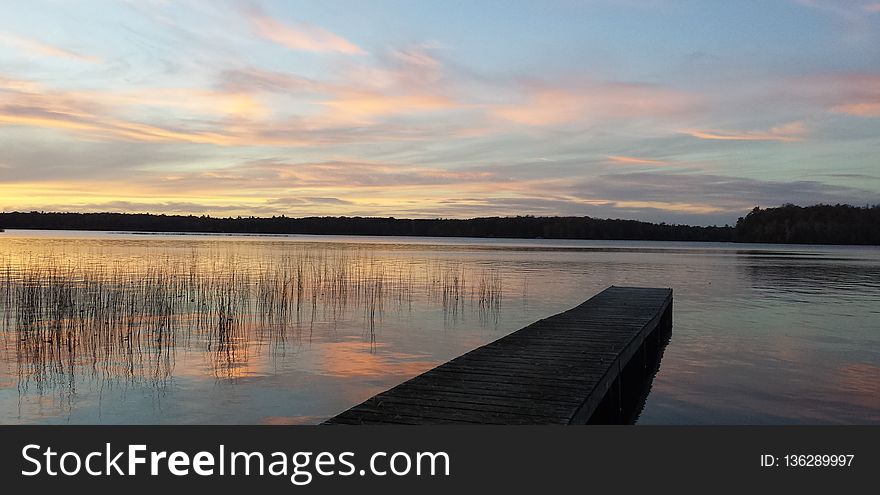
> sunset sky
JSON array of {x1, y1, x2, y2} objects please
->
[{"x1": 1, "y1": 0, "x2": 878, "y2": 225}]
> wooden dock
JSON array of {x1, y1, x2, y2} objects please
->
[{"x1": 324, "y1": 286, "x2": 673, "y2": 425}]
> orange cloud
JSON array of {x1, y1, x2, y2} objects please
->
[
  {"x1": 221, "y1": 56, "x2": 461, "y2": 125},
  {"x1": 247, "y1": 8, "x2": 364, "y2": 54},
  {"x1": 682, "y1": 121, "x2": 808, "y2": 142},
  {"x1": 0, "y1": 77, "x2": 417, "y2": 147},
  {"x1": 320, "y1": 92, "x2": 458, "y2": 122},
  {"x1": 85, "y1": 87, "x2": 270, "y2": 120},
  {"x1": 493, "y1": 83, "x2": 698, "y2": 126},
  {"x1": 611, "y1": 200, "x2": 725, "y2": 214},
  {"x1": 606, "y1": 155, "x2": 669, "y2": 166},
  {"x1": 0, "y1": 53, "x2": 467, "y2": 145},
  {"x1": 794, "y1": 73, "x2": 880, "y2": 118},
  {"x1": 0, "y1": 110, "x2": 242, "y2": 146},
  {"x1": 0, "y1": 34, "x2": 100, "y2": 63},
  {"x1": 832, "y1": 102, "x2": 880, "y2": 117}
]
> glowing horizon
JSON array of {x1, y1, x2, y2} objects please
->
[{"x1": 1, "y1": 1, "x2": 879, "y2": 225}]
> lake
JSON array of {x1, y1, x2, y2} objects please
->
[{"x1": 0, "y1": 230, "x2": 878, "y2": 424}]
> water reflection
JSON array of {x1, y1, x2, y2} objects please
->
[
  {"x1": 0, "y1": 231, "x2": 878, "y2": 424},
  {"x1": 744, "y1": 259, "x2": 880, "y2": 293},
  {"x1": 1, "y1": 244, "x2": 505, "y2": 421}
]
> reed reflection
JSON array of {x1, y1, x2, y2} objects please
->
[{"x1": 0, "y1": 249, "x2": 505, "y2": 402}]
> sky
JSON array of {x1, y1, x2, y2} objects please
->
[{"x1": 0, "y1": 0, "x2": 878, "y2": 225}]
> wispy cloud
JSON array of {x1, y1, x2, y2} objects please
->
[
  {"x1": 1, "y1": 2, "x2": 877, "y2": 222},
  {"x1": 319, "y1": 92, "x2": 457, "y2": 122},
  {"x1": 790, "y1": 73, "x2": 880, "y2": 118},
  {"x1": 0, "y1": 75, "x2": 465, "y2": 147},
  {"x1": 605, "y1": 155, "x2": 669, "y2": 166},
  {"x1": 246, "y1": 6, "x2": 364, "y2": 54},
  {"x1": 269, "y1": 196, "x2": 354, "y2": 206},
  {"x1": 563, "y1": 170, "x2": 880, "y2": 220},
  {"x1": 492, "y1": 82, "x2": 698, "y2": 126},
  {"x1": 0, "y1": 33, "x2": 100, "y2": 63},
  {"x1": 681, "y1": 121, "x2": 808, "y2": 142},
  {"x1": 3, "y1": 155, "x2": 874, "y2": 224},
  {"x1": 795, "y1": 0, "x2": 880, "y2": 18},
  {"x1": 0, "y1": 81, "x2": 246, "y2": 146},
  {"x1": 832, "y1": 102, "x2": 880, "y2": 117},
  {"x1": 793, "y1": 0, "x2": 880, "y2": 38}
]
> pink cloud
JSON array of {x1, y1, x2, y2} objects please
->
[
  {"x1": 605, "y1": 155, "x2": 669, "y2": 166},
  {"x1": 492, "y1": 82, "x2": 698, "y2": 126},
  {"x1": 794, "y1": 73, "x2": 880, "y2": 118},
  {"x1": 793, "y1": 1, "x2": 880, "y2": 38},
  {"x1": 682, "y1": 121, "x2": 808, "y2": 142},
  {"x1": 320, "y1": 91, "x2": 458, "y2": 122},
  {"x1": 832, "y1": 102, "x2": 880, "y2": 117},
  {"x1": 247, "y1": 8, "x2": 364, "y2": 55},
  {"x1": 0, "y1": 34, "x2": 100, "y2": 63}
]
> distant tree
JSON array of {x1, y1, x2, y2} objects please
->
[
  {"x1": 3, "y1": 205, "x2": 875, "y2": 244},
  {"x1": 0, "y1": 211, "x2": 740, "y2": 242},
  {"x1": 734, "y1": 204, "x2": 880, "y2": 245}
]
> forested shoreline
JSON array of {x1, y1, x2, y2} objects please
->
[{"x1": 1, "y1": 204, "x2": 877, "y2": 245}]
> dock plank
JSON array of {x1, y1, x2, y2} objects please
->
[{"x1": 324, "y1": 286, "x2": 672, "y2": 425}]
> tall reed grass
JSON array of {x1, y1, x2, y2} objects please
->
[{"x1": 0, "y1": 248, "x2": 504, "y2": 393}]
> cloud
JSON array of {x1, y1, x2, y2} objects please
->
[
  {"x1": 246, "y1": 6, "x2": 364, "y2": 54},
  {"x1": 269, "y1": 196, "x2": 354, "y2": 206},
  {"x1": 0, "y1": 77, "x2": 248, "y2": 145},
  {"x1": 605, "y1": 155, "x2": 669, "y2": 166},
  {"x1": 0, "y1": 105, "x2": 237, "y2": 146},
  {"x1": 0, "y1": 76, "x2": 465, "y2": 147},
  {"x1": 391, "y1": 47, "x2": 442, "y2": 70},
  {"x1": 217, "y1": 52, "x2": 461, "y2": 124},
  {"x1": 4, "y1": 153, "x2": 875, "y2": 225},
  {"x1": 319, "y1": 92, "x2": 458, "y2": 122},
  {"x1": 793, "y1": 73, "x2": 880, "y2": 118},
  {"x1": 219, "y1": 68, "x2": 321, "y2": 94},
  {"x1": 568, "y1": 171, "x2": 878, "y2": 213},
  {"x1": 315, "y1": 45, "x2": 461, "y2": 123},
  {"x1": 0, "y1": 36, "x2": 481, "y2": 147},
  {"x1": 793, "y1": 0, "x2": 880, "y2": 39},
  {"x1": 1, "y1": 45, "x2": 709, "y2": 151},
  {"x1": 205, "y1": 160, "x2": 502, "y2": 190},
  {"x1": 0, "y1": 34, "x2": 100, "y2": 63},
  {"x1": 681, "y1": 121, "x2": 808, "y2": 142},
  {"x1": 1, "y1": 3, "x2": 876, "y2": 226},
  {"x1": 98, "y1": 88, "x2": 270, "y2": 120},
  {"x1": 77, "y1": 201, "x2": 249, "y2": 214},
  {"x1": 492, "y1": 82, "x2": 698, "y2": 126},
  {"x1": 0, "y1": 135, "x2": 210, "y2": 183},
  {"x1": 832, "y1": 102, "x2": 880, "y2": 117},
  {"x1": 795, "y1": 0, "x2": 880, "y2": 18}
]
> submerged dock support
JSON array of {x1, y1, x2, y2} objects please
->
[
  {"x1": 325, "y1": 286, "x2": 673, "y2": 425},
  {"x1": 586, "y1": 303, "x2": 672, "y2": 424}
]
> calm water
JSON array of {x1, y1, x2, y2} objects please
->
[{"x1": 0, "y1": 230, "x2": 877, "y2": 424}]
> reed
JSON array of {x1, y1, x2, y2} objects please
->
[{"x1": 0, "y1": 248, "x2": 506, "y2": 393}]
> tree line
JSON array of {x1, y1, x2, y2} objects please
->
[
  {"x1": 733, "y1": 204, "x2": 880, "y2": 245},
  {"x1": 0, "y1": 204, "x2": 877, "y2": 244},
  {"x1": 0, "y1": 211, "x2": 732, "y2": 241}
]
